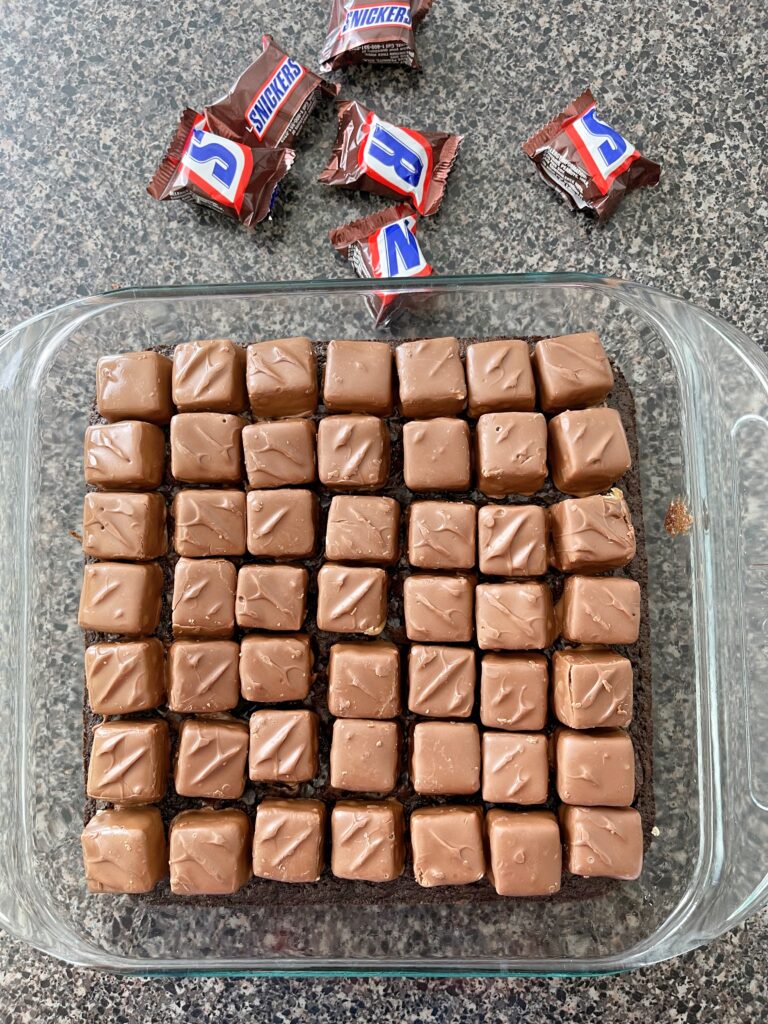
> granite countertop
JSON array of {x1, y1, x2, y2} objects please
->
[{"x1": 1, "y1": 0, "x2": 767, "y2": 1019}]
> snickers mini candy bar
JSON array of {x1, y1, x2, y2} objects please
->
[
  {"x1": 523, "y1": 89, "x2": 661, "y2": 222},
  {"x1": 330, "y1": 205, "x2": 434, "y2": 327},
  {"x1": 148, "y1": 109, "x2": 294, "y2": 229},
  {"x1": 320, "y1": 0, "x2": 435, "y2": 72},
  {"x1": 205, "y1": 35, "x2": 338, "y2": 148},
  {"x1": 320, "y1": 100, "x2": 462, "y2": 217}
]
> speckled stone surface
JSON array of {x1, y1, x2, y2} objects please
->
[{"x1": 1, "y1": 0, "x2": 767, "y2": 1019}]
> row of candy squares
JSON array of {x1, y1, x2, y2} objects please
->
[
  {"x1": 93, "y1": 333, "x2": 615, "y2": 424},
  {"x1": 82, "y1": 489, "x2": 636, "y2": 574},
  {"x1": 84, "y1": 403, "x2": 631, "y2": 497},
  {"x1": 87, "y1": 715, "x2": 635, "y2": 806},
  {"x1": 78, "y1": 559, "x2": 640, "y2": 647},
  {"x1": 83, "y1": 800, "x2": 643, "y2": 896},
  {"x1": 86, "y1": 637, "x2": 632, "y2": 731}
]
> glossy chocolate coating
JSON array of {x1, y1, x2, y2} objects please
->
[
  {"x1": 475, "y1": 581, "x2": 555, "y2": 651},
  {"x1": 402, "y1": 418, "x2": 471, "y2": 492},
  {"x1": 170, "y1": 413, "x2": 245, "y2": 484},
  {"x1": 87, "y1": 718, "x2": 169, "y2": 805},
  {"x1": 246, "y1": 336, "x2": 318, "y2": 418},
  {"x1": 549, "y1": 491, "x2": 635, "y2": 572},
  {"x1": 171, "y1": 557, "x2": 237, "y2": 639},
  {"x1": 172, "y1": 338, "x2": 247, "y2": 413},
  {"x1": 410, "y1": 721, "x2": 481, "y2": 796},
  {"x1": 486, "y1": 809, "x2": 562, "y2": 896},
  {"x1": 407, "y1": 644, "x2": 475, "y2": 718},
  {"x1": 82, "y1": 807, "x2": 167, "y2": 893},
  {"x1": 407, "y1": 500, "x2": 476, "y2": 570},
  {"x1": 166, "y1": 640, "x2": 240, "y2": 713},
  {"x1": 239, "y1": 634, "x2": 312, "y2": 702},
  {"x1": 560, "y1": 805, "x2": 643, "y2": 880},
  {"x1": 330, "y1": 718, "x2": 400, "y2": 793},
  {"x1": 78, "y1": 561, "x2": 163, "y2": 636},
  {"x1": 242, "y1": 419, "x2": 316, "y2": 489},
  {"x1": 548, "y1": 408, "x2": 631, "y2": 496},
  {"x1": 475, "y1": 412, "x2": 548, "y2": 497},
  {"x1": 411, "y1": 805, "x2": 485, "y2": 887},
  {"x1": 169, "y1": 808, "x2": 252, "y2": 894},
  {"x1": 395, "y1": 337, "x2": 466, "y2": 417},
  {"x1": 252, "y1": 799, "x2": 326, "y2": 883},
  {"x1": 558, "y1": 575, "x2": 640, "y2": 645},
  {"x1": 317, "y1": 564, "x2": 387, "y2": 635},
  {"x1": 248, "y1": 709, "x2": 319, "y2": 783},
  {"x1": 317, "y1": 414, "x2": 390, "y2": 490},
  {"x1": 172, "y1": 489, "x2": 246, "y2": 558},
  {"x1": 481, "y1": 731, "x2": 549, "y2": 804},
  {"x1": 325, "y1": 495, "x2": 400, "y2": 564},
  {"x1": 85, "y1": 638, "x2": 165, "y2": 715},
  {"x1": 96, "y1": 351, "x2": 173, "y2": 425},
  {"x1": 532, "y1": 332, "x2": 613, "y2": 413},
  {"x1": 82, "y1": 491, "x2": 166, "y2": 561},
  {"x1": 330, "y1": 800, "x2": 405, "y2": 882},
  {"x1": 246, "y1": 489, "x2": 318, "y2": 559},
  {"x1": 323, "y1": 339, "x2": 393, "y2": 415},
  {"x1": 479, "y1": 653, "x2": 549, "y2": 732},
  {"x1": 174, "y1": 717, "x2": 249, "y2": 799},
  {"x1": 477, "y1": 504, "x2": 548, "y2": 577},
  {"x1": 552, "y1": 648, "x2": 632, "y2": 728},
  {"x1": 466, "y1": 338, "x2": 536, "y2": 416},
  {"x1": 327, "y1": 641, "x2": 401, "y2": 719},
  {"x1": 84, "y1": 421, "x2": 165, "y2": 490},
  {"x1": 403, "y1": 574, "x2": 475, "y2": 643},
  {"x1": 555, "y1": 728, "x2": 635, "y2": 806},
  {"x1": 235, "y1": 564, "x2": 308, "y2": 631}
]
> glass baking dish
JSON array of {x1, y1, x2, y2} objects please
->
[{"x1": 0, "y1": 272, "x2": 767, "y2": 977}]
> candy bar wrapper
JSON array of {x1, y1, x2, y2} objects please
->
[
  {"x1": 320, "y1": 0, "x2": 436, "y2": 72},
  {"x1": 330, "y1": 204, "x2": 434, "y2": 326},
  {"x1": 147, "y1": 109, "x2": 294, "y2": 228},
  {"x1": 319, "y1": 100, "x2": 462, "y2": 216},
  {"x1": 523, "y1": 89, "x2": 661, "y2": 221},
  {"x1": 205, "y1": 35, "x2": 339, "y2": 148}
]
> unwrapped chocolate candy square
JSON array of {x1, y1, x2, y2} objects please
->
[
  {"x1": 96, "y1": 351, "x2": 173, "y2": 425},
  {"x1": 252, "y1": 798, "x2": 326, "y2": 883},
  {"x1": 240, "y1": 634, "x2": 312, "y2": 702},
  {"x1": 246, "y1": 337, "x2": 318, "y2": 418},
  {"x1": 330, "y1": 800, "x2": 405, "y2": 882},
  {"x1": 84, "y1": 421, "x2": 165, "y2": 490},
  {"x1": 242, "y1": 419, "x2": 316, "y2": 488},
  {"x1": 172, "y1": 338, "x2": 247, "y2": 413},
  {"x1": 79, "y1": 561, "x2": 164, "y2": 636},
  {"x1": 85, "y1": 638, "x2": 165, "y2": 715},
  {"x1": 411, "y1": 805, "x2": 485, "y2": 887},
  {"x1": 172, "y1": 557, "x2": 237, "y2": 638},
  {"x1": 169, "y1": 808, "x2": 252, "y2": 894},
  {"x1": 327, "y1": 641, "x2": 401, "y2": 719}
]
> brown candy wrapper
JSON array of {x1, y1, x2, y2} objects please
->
[
  {"x1": 330, "y1": 203, "x2": 433, "y2": 326},
  {"x1": 320, "y1": 0, "x2": 435, "y2": 71},
  {"x1": 205, "y1": 35, "x2": 339, "y2": 148},
  {"x1": 523, "y1": 89, "x2": 661, "y2": 221},
  {"x1": 147, "y1": 109, "x2": 294, "y2": 229},
  {"x1": 319, "y1": 100, "x2": 462, "y2": 216}
]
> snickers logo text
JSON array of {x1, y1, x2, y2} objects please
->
[
  {"x1": 341, "y1": 3, "x2": 412, "y2": 33},
  {"x1": 181, "y1": 118, "x2": 252, "y2": 212},
  {"x1": 246, "y1": 58, "x2": 305, "y2": 140},
  {"x1": 565, "y1": 105, "x2": 639, "y2": 194},
  {"x1": 360, "y1": 114, "x2": 433, "y2": 214}
]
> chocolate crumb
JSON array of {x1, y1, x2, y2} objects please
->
[{"x1": 664, "y1": 497, "x2": 693, "y2": 536}]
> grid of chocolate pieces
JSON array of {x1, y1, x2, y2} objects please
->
[{"x1": 80, "y1": 332, "x2": 644, "y2": 899}]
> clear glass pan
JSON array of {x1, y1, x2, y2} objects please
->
[{"x1": 0, "y1": 273, "x2": 767, "y2": 976}]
